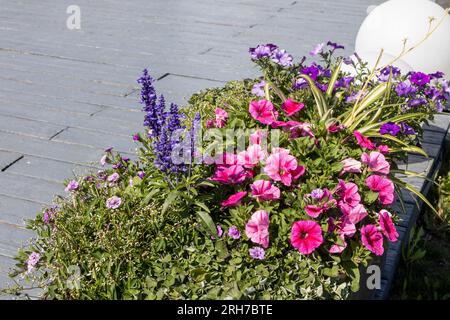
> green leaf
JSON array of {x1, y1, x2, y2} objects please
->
[
  {"x1": 326, "y1": 59, "x2": 343, "y2": 97},
  {"x1": 215, "y1": 239, "x2": 229, "y2": 260},
  {"x1": 392, "y1": 177, "x2": 438, "y2": 215},
  {"x1": 142, "y1": 188, "x2": 160, "y2": 205},
  {"x1": 162, "y1": 190, "x2": 178, "y2": 214},
  {"x1": 299, "y1": 74, "x2": 328, "y2": 118},
  {"x1": 196, "y1": 211, "x2": 217, "y2": 236}
]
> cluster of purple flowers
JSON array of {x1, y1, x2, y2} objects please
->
[
  {"x1": 377, "y1": 66, "x2": 401, "y2": 82},
  {"x1": 249, "y1": 44, "x2": 293, "y2": 67},
  {"x1": 379, "y1": 121, "x2": 416, "y2": 136},
  {"x1": 138, "y1": 69, "x2": 188, "y2": 174}
]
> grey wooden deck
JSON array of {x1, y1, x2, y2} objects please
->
[{"x1": 2, "y1": 0, "x2": 447, "y2": 299}]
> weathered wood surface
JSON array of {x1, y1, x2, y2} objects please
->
[{"x1": 2, "y1": 0, "x2": 447, "y2": 298}]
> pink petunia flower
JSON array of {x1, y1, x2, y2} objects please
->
[
  {"x1": 340, "y1": 203, "x2": 368, "y2": 224},
  {"x1": 378, "y1": 210, "x2": 399, "y2": 242},
  {"x1": 361, "y1": 224, "x2": 384, "y2": 256},
  {"x1": 237, "y1": 144, "x2": 266, "y2": 168},
  {"x1": 378, "y1": 145, "x2": 390, "y2": 154},
  {"x1": 327, "y1": 123, "x2": 345, "y2": 133},
  {"x1": 250, "y1": 180, "x2": 280, "y2": 201},
  {"x1": 305, "y1": 188, "x2": 336, "y2": 218},
  {"x1": 211, "y1": 165, "x2": 247, "y2": 185},
  {"x1": 329, "y1": 234, "x2": 347, "y2": 254},
  {"x1": 249, "y1": 100, "x2": 278, "y2": 125},
  {"x1": 365, "y1": 175, "x2": 395, "y2": 205},
  {"x1": 290, "y1": 220, "x2": 323, "y2": 255},
  {"x1": 264, "y1": 148, "x2": 299, "y2": 186},
  {"x1": 337, "y1": 180, "x2": 361, "y2": 207},
  {"x1": 354, "y1": 131, "x2": 376, "y2": 150},
  {"x1": 250, "y1": 129, "x2": 268, "y2": 145},
  {"x1": 282, "y1": 98, "x2": 305, "y2": 116},
  {"x1": 245, "y1": 210, "x2": 270, "y2": 248},
  {"x1": 289, "y1": 122, "x2": 315, "y2": 139},
  {"x1": 340, "y1": 158, "x2": 362, "y2": 175},
  {"x1": 215, "y1": 108, "x2": 228, "y2": 128},
  {"x1": 221, "y1": 191, "x2": 247, "y2": 207},
  {"x1": 361, "y1": 151, "x2": 390, "y2": 175}
]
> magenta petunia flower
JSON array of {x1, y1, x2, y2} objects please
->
[
  {"x1": 264, "y1": 148, "x2": 299, "y2": 186},
  {"x1": 329, "y1": 234, "x2": 347, "y2": 254},
  {"x1": 361, "y1": 224, "x2": 384, "y2": 256},
  {"x1": 340, "y1": 158, "x2": 362, "y2": 175},
  {"x1": 361, "y1": 151, "x2": 390, "y2": 175},
  {"x1": 65, "y1": 180, "x2": 79, "y2": 192},
  {"x1": 249, "y1": 100, "x2": 278, "y2": 125},
  {"x1": 250, "y1": 129, "x2": 267, "y2": 145},
  {"x1": 378, "y1": 210, "x2": 399, "y2": 242},
  {"x1": 106, "y1": 196, "x2": 122, "y2": 209},
  {"x1": 365, "y1": 175, "x2": 395, "y2": 205},
  {"x1": 245, "y1": 210, "x2": 270, "y2": 248},
  {"x1": 250, "y1": 180, "x2": 280, "y2": 201},
  {"x1": 290, "y1": 220, "x2": 323, "y2": 255},
  {"x1": 249, "y1": 247, "x2": 265, "y2": 260},
  {"x1": 281, "y1": 98, "x2": 305, "y2": 117},
  {"x1": 237, "y1": 144, "x2": 266, "y2": 168},
  {"x1": 211, "y1": 164, "x2": 247, "y2": 185},
  {"x1": 353, "y1": 131, "x2": 376, "y2": 150},
  {"x1": 215, "y1": 108, "x2": 228, "y2": 128},
  {"x1": 221, "y1": 191, "x2": 247, "y2": 207},
  {"x1": 337, "y1": 180, "x2": 361, "y2": 208},
  {"x1": 377, "y1": 145, "x2": 390, "y2": 155},
  {"x1": 305, "y1": 188, "x2": 335, "y2": 218}
]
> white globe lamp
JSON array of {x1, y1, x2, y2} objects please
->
[{"x1": 355, "y1": 0, "x2": 450, "y2": 78}]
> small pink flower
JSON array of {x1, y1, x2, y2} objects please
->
[
  {"x1": 237, "y1": 144, "x2": 266, "y2": 168},
  {"x1": 340, "y1": 203, "x2": 368, "y2": 224},
  {"x1": 211, "y1": 165, "x2": 247, "y2": 185},
  {"x1": 221, "y1": 191, "x2": 247, "y2": 207},
  {"x1": 378, "y1": 210, "x2": 399, "y2": 242},
  {"x1": 337, "y1": 180, "x2": 361, "y2": 207},
  {"x1": 245, "y1": 210, "x2": 270, "y2": 248},
  {"x1": 378, "y1": 145, "x2": 390, "y2": 154},
  {"x1": 361, "y1": 224, "x2": 384, "y2": 256},
  {"x1": 250, "y1": 129, "x2": 267, "y2": 145},
  {"x1": 205, "y1": 119, "x2": 215, "y2": 128},
  {"x1": 305, "y1": 205, "x2": 323, "y2": 218},
  {"x1": 282, "y1": 98, "x2": 304, "y2": 116},
  {"x1": 215, "y1": 108, "x2": 228, "y2": 128},
  {"x1": 354, "y1": 131, "x2": 375, "y2": 150},
  {"x1": 250, "y1": 180, "x2": 280, "y2": 201},
  {"x1": 361, "y1": 151, "x2": 390, "y2": 175},
  {"x1": 327, "y1": 123, "x2": 345, "y2": 133},
  {"x1": 290, "y1": 220, "x2": 323, "y2": 255},
  {"x1": 365, "y1": 175, "x2": 395, "y2": 205},
  {"x1": 329, "y1": 234, "x2": 347, "y2": 254},
  {"x1": 264, "y1": 148, "x2": 299, "y2": 186},
  {"x1": 249, "y1": 100, "x2": 278, "y2": 125},
  {"x1": 305, "y1": 188, "x2": 335, "y2": 218},
  {"x1": 340, "y1": 158, "x2": 362, "y2": 175}
]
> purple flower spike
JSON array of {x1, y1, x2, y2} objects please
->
[
  {"x1": 380, "y1": 122, "x2": 401, "y2": 136},
  {"x1": 249, "y1": 247, "x2": 265, "y2": 260}
]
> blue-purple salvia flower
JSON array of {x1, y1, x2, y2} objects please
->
[
  {"x1": 251, "y1": 80, "x2": 266, "y2": 97},
  {"x1": 249, "y1": 247, "x2": 265, "y2": 260},
  {"x1": 380, "y1": 122, "x2": 401, "y2": 136},
  {"x1": 27, "y1": 252, "x2": 40, "y2": 272},
  {"x1": 138, "y1": 69, "x2": 165, "y2": 138},
  {"x1": 228, "y1": 226, "x2": 241, "y2": 239}
]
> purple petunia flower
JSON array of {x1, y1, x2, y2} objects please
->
[
  {"x1": 251, "y1": 80, "x2": 266, "y2": 97},
  {"x1": 65, "y1": 180, "x2": 79, "y2": 192},
  {"x1": 401, "y1": 122, "x2": 416, "y2": 135},
  {"x1": 300, "y1": 64, "x2": 320, "y2": 80},
  {"x1": 107, "y1": 172, "x2": 119, "y2": 184},
  {"x1": 309, "y1": 43, "x2": 324, "y2": 56},
  {"x1": 380, "y1": 122, "x2": 401, "y2": 136},
  {"x1": 293, "y1": 78, "x2": 308, "y2": 90},
  {"x1": 106, "y1": 196, "x2": 122, "y2": 209},
  {"x1": 377, "y1": 66, "x2": 401, "y2": 82},
  {"x1": 137, "y1": 171, "x2": 145, "y2": 179},
  {"x1": 132, "y1": 133, "x2": 140, "y2": 141},
  {"x1": 408, "y1": 97, "x2": 427, "y2": 108},
  {"x1": 100, "y1": 155, "x2": 109, "y2": 167},
  {"x1": 217, "y1": 225, "x2": 223, "y2": 238},
  {"x1": 228, "y1": 226, "x2": 241, "y2": 240},
  {"x1": 27, "y1": 252, "x2": 40, "y2": 272},
  {"x1": 327, "y1": 41, "x2": 345, "y2": 51},
  {"x1": 271, "y1": 48, "x2": 293, "y2": 67},
  {"x1": 249, "y1": 247, "x2": 265, "y2": 260},
  {"x1": 310, "y1": 188, "x2": 325, "y2": 200},
  {"x1": 249, "y1": 44, "x2": 278, "y2": 60},
  {"x1": 429, "y1": 71, "x2": 445, "y2": 79},
  {"x1": 395, "y1": 82, "x2": 417, "y2": 97},
  {"x1": 335, "y1": 76, "x2": 354, "y2": 89},
  {"x1": 409, "y1": 72, "x2": 431, "y2": 86}
]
